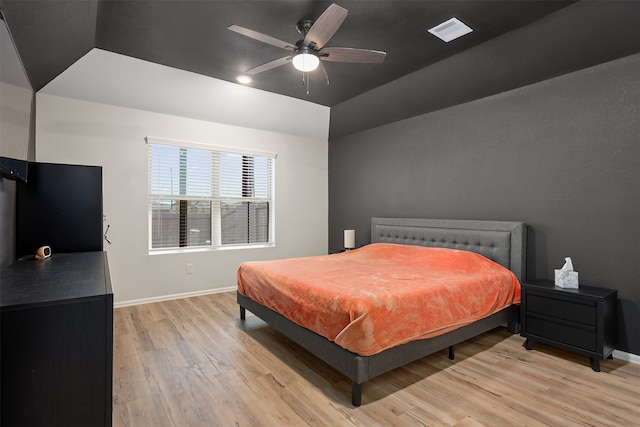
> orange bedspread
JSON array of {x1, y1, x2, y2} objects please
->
[{"x1": 237, "y1": 243, "x2": 520, "y2": 356}]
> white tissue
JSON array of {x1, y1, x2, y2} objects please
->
[
  {"x1": 561, "y1": 257, "x2": 574, "y2": 271},
  {"x1": 555, "y1": 257, "x2": 579, "y2": 288}
]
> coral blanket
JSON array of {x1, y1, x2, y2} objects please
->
[{"x1": 237, "y1": 243, "x2": 520, "y2": 356}]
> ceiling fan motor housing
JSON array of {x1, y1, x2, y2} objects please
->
[{"x1": 295, "y1": 39, "x2": 315, "y2": 55}]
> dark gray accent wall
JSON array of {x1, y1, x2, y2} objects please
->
[{"x1": 329, "y1": 54, "x2": 640, "y2": 355}]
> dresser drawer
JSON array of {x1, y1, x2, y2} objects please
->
[
  {"x1": 526, "y1": 293, "x2": 596, "y2": 326},
  {"x1": 526, "y1": 316, "x2": 597, "y2": 352}
]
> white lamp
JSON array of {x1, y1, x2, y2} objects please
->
[
  {"x1": 344, "y1": 229, "x2": 355, "y2": 250},
  {"x1": 292, "y1": 53, "x2": 319, "y2": 72}
]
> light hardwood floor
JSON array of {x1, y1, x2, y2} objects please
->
[{"x1": 113, "y1": 292, "x2": 640, "y2": 427}]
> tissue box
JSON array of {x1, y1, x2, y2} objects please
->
[{"x1": 555, "y1": 269, "x2": 579, "y2": 288}]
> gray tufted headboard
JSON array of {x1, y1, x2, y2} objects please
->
[{"x1": 371, "y1": 218, "x2": 527, "y2": 281}]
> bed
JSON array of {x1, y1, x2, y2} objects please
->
[{"x1": 237, "y1": 218, "x2": 526, "y2": 406}]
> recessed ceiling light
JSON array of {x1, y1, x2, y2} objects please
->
[
  {"x1": 428, "y1": 17, "x2": 473, "y2": 42},
  {"x1": 236, "y1": 75, "x2": 252, "y2": 84}
]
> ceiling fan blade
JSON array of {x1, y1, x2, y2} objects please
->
[
  {"x1": 228, "y1": 25, "x2": 294, "y2": 51},
  {"x1": 304, "y1": 3, "x2": 348, "y2": 50},
  {"x1": 245, "y1": 56, "x2": 292, "y2": 75},
  {"x1": 320, "y1": 47, "x2": 386, "y2": 63},
  {"x1": 315, "y1": 61, "x2": 330, "y2": 86}
]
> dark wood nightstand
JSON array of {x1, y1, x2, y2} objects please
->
[{"x1": 520, "y1": 280, "x2": 617, "y2": 372}]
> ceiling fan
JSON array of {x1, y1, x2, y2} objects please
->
[{"x1": 228, "y1": 3, "x2": 386, "y2": 88}]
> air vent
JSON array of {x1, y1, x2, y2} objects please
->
[{"x1": 428, "y1": 17, "x2": 473, "y2": 42}]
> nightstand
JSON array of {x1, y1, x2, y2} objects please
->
[{"x1": 520, "y1": 280, "x2": 617, "y2": 372}]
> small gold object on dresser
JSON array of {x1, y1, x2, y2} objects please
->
[{"x1": 35, "y1": 245, "x2": 51, "y2": 260}]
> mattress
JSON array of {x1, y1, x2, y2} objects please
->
[{"x1": 237, "y1": 243, "x2": 520, "y2": 356}]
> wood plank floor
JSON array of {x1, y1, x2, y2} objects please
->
[{"x1": 113, "y1": 292, "x2": 640, "y2": 427}]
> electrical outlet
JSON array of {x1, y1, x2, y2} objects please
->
[{"x1": 186, "y1": 263, "x2": 194, "y2": 274}]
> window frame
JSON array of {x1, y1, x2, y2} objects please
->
[{"x1": 146, "y1": 137, "x2": 275, "y2": 254}]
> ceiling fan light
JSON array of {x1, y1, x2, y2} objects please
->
[
  {"x1": 236, "y1": 75, "x2": 252, "y2": 84},
  {"x1": 292, "y1": 53, "x2": 319, "y2": 72}
]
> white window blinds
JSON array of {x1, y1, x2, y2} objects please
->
[{"x1": 147, "y1": 138, "x2": 274, "y2": 250}]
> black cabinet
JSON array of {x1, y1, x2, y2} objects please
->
[
  {"x1": 1, "y1": 252, "x2": 113, "y2": 427},
  {"x1": 520, "y1": 280, "x2": 617, "y2": 371},
  {"x1": 16, "y1": 162, "x2": 103, "y2": 259}
]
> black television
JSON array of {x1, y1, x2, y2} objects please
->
[
  {"x1": 0, "y1": 10, "x2": 35, "y2": 182},
  {"x1": 16, "y1": 162, "x2": 103, "y2": 259}
]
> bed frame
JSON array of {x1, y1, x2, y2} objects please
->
[{"x1": 237, "y1": 218, "x2": 527, "y2": 406}]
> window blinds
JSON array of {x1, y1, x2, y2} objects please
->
[{"x1": 147, "y1": 137, "x2": 274, "y2": 250}]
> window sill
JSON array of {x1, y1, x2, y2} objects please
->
[{"x1": 149, "y1": 243, "x2": 275, "y2": 256}]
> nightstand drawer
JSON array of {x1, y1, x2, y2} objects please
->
[
  {"x1": 526, "y1": 293, "x2": 596, "y2": 326},
  {"x1": 527, "y1": 316, "x2": 597, "y2": 352}
]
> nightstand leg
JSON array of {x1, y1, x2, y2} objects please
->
[
  {"x1": 590, "y1": 357, "x2": 601, "y2": 372},
  {"x1": 525, "y1": 338, "x2": 535, "y2": 350}
]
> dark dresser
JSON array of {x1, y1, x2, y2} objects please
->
[{"x1": 1, "y1": 252, "x2": 113, "y2": 427}]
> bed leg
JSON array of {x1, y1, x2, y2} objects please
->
[
  {"x1": 448, "y1": 345, "x2": 455, "y2": 360},
  {"x1": 508, "y1": 319, "x2": 520, "y2": 334},
  {"x1": 351, "y1": 382, "x2": 362, "y2": 407},
  {"x1": 240, "y1": 306, "x2": 246, "y2": 321}
]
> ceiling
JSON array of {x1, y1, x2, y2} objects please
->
[{"x1": 0, "y1": 0, "x2": 589, "y2": 107}]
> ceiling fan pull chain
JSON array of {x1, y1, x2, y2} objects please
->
[{"x1": 301, "y1": 71, "x2": 310, "y2": 95}]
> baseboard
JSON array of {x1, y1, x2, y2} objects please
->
[
  {"x1": 613, "y1": 349, "x2": 640, "y2": 365},
  {"x1": 114, "y1": 286, "x2": 236, "y2": 308}
]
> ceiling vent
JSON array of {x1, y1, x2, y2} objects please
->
[{"x1": 428, "y1": 17, "x2": 473, "y2": 42}]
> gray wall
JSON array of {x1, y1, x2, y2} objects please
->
[{"x1": 329, "y1": 54, "x2": 640, "y2": 355}]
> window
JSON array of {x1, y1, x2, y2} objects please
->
[{"x1": 147, "y1": 137, "x2": 274, "y2": 251}]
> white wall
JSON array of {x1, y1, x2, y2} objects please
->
[{"x1": 35, "y1": 51, "x2": 329, "y2": 304}]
